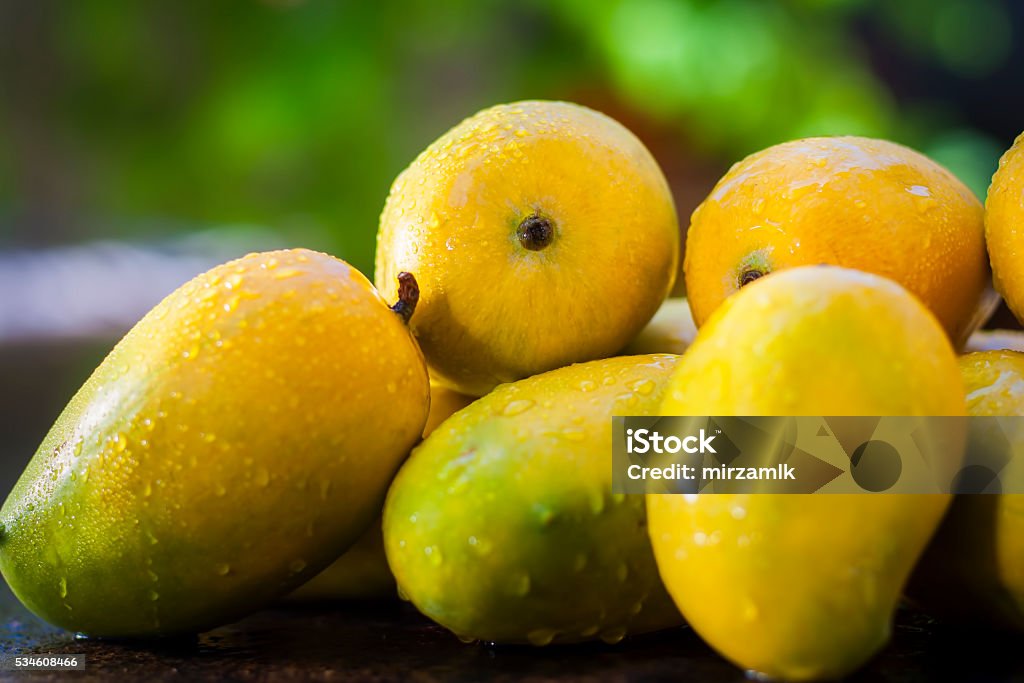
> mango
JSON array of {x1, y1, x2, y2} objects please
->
[
  {"x1": 683, "y1": 136, "x2": 987, "y2": 345},
  {"x1": 908, "y1": 350, "x2": 1024, "y2": 630},
  {"x1": 375, "y1": 100, "x2": 679, "y2": 396},
  {"x1": 985, "y1": 131, "x2": 1024, "y2": 325},
  {"x1": 648, "y1": 266, "x2": 965, "y2": 680},
  {"x1": 0, "y1": 249, "x2": 430, "y2": 637},
  {"x1": 383, "y1": 355, "x2": 684, "y2": 645}
]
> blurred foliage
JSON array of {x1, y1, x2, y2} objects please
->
[{"x1": 0, "y1": 0, "x2": 1018, "y2": 275}]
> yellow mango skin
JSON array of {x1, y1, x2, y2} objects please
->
[
  {"x1": 987, "y1": 133, "x2": 1024, "y2": 325},
  {"x1": 649, "y1": 266, "x2": 965, "y2": 681},
  {"x1": 375, "y1": 100, "x2": 679, "y2": 396},
  {"x1": 619, "y1": 298, "x2": 697, "y2": 356},
  {"x1": 384, "y1": 355, "x2": 684, "y2": 645},
  {"x1": 289, "y1": 383, "x2": 472, "y2": 601},
  {"x1": 684, "y1": 136, "x2": 987, "y2": 346},
  {"x1": 909, "y1": 351, "x2": 1024, "y2": 630},
  {"x1": 0, "y1": 249, "x2": 430, "y2": 637}
]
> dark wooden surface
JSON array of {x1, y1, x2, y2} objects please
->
[{"x1": 3, "y1": 580, "x2": 1024, "y2": 683}]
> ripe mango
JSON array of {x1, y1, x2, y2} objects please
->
[
  {"x1": 684, "y1": 136, "x2": 988, "y2": 346},
  {"x1": 375, "y1": 100, "x2": 679, "y2": 396},
  {"x1": 909, "y1": 350, "x2": 1024, "y2": 630},
  {"x1": 986, "y1": 131, "x2": 1024, "y2": 325},
  {"x1": 648, "y1": 266, "x2": 965, "y2": 680},
  {"x1": 0, "y1": 249, "x2": 430, "y2": 637},
  {"x1": 383, "y1": 355, "x2": 683, "y2": 645}
]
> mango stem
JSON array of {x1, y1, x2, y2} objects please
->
[{"x1": 390, "y1": 272, "x2": 419, "y2": 324}]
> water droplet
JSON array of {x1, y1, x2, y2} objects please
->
[
  {"x1": 513, "y1": 573, "x2": 531, "y2": 596},
  {"x1": 58, "y1": 577, "x2": 68, "y2": 598},
  {"x1": 214, "y1": 483, "x2": 226, "y2": 497},
  {"x1": 616, "y1": 563, "x2": 629, "y2": 583},
  {"x1": 72, "y1": 440, "x2": 83, "y2": 457},
  {"x1": 578, "y1": 380, "x2": 596, "y2": 392},
  {"x1": 289, "y1": 559, "x2": 307, "y2": 573},
  {"x1": 615, "y1": 392, "x2": 638, "y2": 408},
  {"x1": 148, "y1": 590, "x2": 160, "y2": 601},
  {"x1": 501, "y1": 399, "x2": 535, "y2": 416},
  {"x1": 527, "y1": 628, "x2": 557, "y2": 646},
  {"x1": 627, "y1": 379, "x2": 656, "y2": 396},
  {"x1": 907, "y1": 184, "x2": 931, "y2": 197},
  {"x1": 751, "y1": 197, "x2": 765, "y2": 215},
  {"x1": 386, "y1": 381, "x2": 398, "y2": 394},
  {"x1": 425, "y1": 545, "x2": 443, "y2": 567},
  {"x1": 215, "y1": 563, "x2": 231, "y2": 576}
]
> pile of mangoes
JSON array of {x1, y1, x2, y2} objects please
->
[{"x1": 3, "y1": 100, "x2": 1024, "y2": 681}]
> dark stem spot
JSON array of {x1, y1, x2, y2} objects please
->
[
  {"x1": 738, "y1": 267, "x2": 765, "y2": 288},
  {"x1": 517, "y1": 214, "x2": 554, "y2": 251},
  {"x1": 390, "y1": 272, "x2": 419, "y2": 324}
]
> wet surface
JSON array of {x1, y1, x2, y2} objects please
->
[{"x1": 2, "y1": 580, "x2": 1024, "y2": 682}]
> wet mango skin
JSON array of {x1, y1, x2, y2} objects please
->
[
  {"x1": 649, "y1": 266, "x2": 965, "y2": 681},
  {"x1": 384, "y1": 355, "x2": 683, "y2": 645},
  {"x1": 986, "y1": 132, "x2": 1024, "y2": 324},
  {"x1": 289, "y1": 383, "x2": 473, "y2": 601},
  {"x1": 684, "y1": 136, "x2": 988, "y2": 346},
  {"x1": 909, "y1": 351, "x2": 1024, "y2": 629},
  {"x1": 0, "y1": 249, "x2": 430, "y2": 637},
  {"x1": 376, "y1": 100, "x2": 679, "y2": 396}
]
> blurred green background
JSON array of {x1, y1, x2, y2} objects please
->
[
  {"x1": 0, "y1": 0, "x2": 1022, "y2": 468},
  {"x1": 2, "y1": 0, "x2": 1020, "y2": 276}
]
